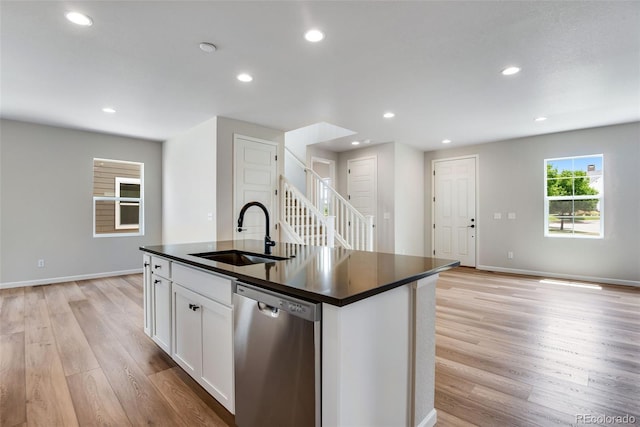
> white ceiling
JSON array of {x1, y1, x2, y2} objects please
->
[{"x1": 1, "y1": 1, "x2": 639, "y2": 152}]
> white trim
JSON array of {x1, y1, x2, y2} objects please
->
[
  {"x1": 0, "y1": 268, "x2": 142, "y2": 289},
  {"x1": 417, "y1": 409, "x2": 438, "y2": 427},
  {"x1": 476, "y1": 265, "x2": 639, "y2": 287},
  {"x1": 431, "y1": 154, "x2": 479, "y2": 266}
]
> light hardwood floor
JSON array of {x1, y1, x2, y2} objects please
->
[{"x1": 0, "y1": 269, "x2": 638, "y2": 426}]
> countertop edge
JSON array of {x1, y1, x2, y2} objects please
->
[{"x1": 140, "y1": 246, "x2": 460, "y2": 306}]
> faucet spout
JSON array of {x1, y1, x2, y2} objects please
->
[{"x1": 237, "y1": 201, "x2": 276, "y2": 255}]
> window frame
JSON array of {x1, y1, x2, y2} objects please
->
[
  {"x1": 544, "y1": 154, "x2": 603, "y2": 239},
  {"x1": 114, "y1": 176, "x2": 142, "y2": 230},
  {"x1": 93, "y1": 158, "x2": 144, "y2": 238}
]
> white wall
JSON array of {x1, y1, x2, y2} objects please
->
[
  {"x1": 0, "y1": 119, "x2": 162, "y2": 286},
  {"x1": 216, "y1": 117, "x2": 284, "y2": 241},
  {"x1": 424, "y1": 122, "x2": 640, "y2": 285},
  {"x1": 394, "y1": 143, "x2": 424, "y2": 256},
  {"x1": 163, "y1": 117, "x2": 217, "y2": 244}
]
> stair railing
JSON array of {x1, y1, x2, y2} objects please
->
[
  {"x1": 281, "y1": 175, "x2": 336, "y2": 248},
  {"x1": 284, "y1": 147, "x2": 374, "y2": 251}
]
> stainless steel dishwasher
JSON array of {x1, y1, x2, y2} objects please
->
[{"x1": 234, "y1": 283, "x2": 321, "y2": 427}]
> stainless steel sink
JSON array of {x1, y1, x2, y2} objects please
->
[{"x1": 190, "y1": 250, "x2": 288, "y2": 266}]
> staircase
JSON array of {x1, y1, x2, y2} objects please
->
[{"x1": 280, "y1": 151, "x2": 374, "y2": 251}]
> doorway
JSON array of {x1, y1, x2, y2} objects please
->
[
  {"x1": 309, "y1": 156, "x2": 336, "y2": 215},
  {"x1": 432, "y1": 156, "x2": 477, "y2": 267},
  {"x1": 233, "y1": 135, "x2": 279, "y2": 241}
]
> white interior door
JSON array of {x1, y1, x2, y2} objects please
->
[
  {"x1": 433, "y1": 157, "x2": 476, "y2": 267},
  {"x1": 347, "y1": 156, "x2": 377, "y2": 250},
  {"x1": 347, "y1": 156, "x2": 377, "y2": 217},
  {"x1": 233, "y1": 135, "x2": 278, "y2": 241}
]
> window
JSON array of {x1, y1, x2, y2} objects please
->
[
  {"x1": 93, "y1": 158, "x2": 144, "y2": 237},
  {"x1": 544, "y1": 154, "x2": 603, "y2": 238}
]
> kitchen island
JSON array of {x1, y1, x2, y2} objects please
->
[{"x1": 140, "y1": 240, "x2": 458, "y2": 427}]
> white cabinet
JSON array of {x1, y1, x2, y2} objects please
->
[
  {"x1": 143, "y1": 254, "x2": 152, "y2": 336},
  {"x1": 147, "y1": 255, "x2": 172, "y2": 353},
  {"x1": 152, "y1": 275, "x2": 172, "y2": 353},
  {"x1": 172, "y1": 265, "x2": 235, "y2": 414}
]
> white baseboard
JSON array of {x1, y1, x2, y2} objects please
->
[
  {"x1": 476, "y1": 265, "x2": 639, "y2": 287},
  {"x1": 417, "y1": 408, "x2": 437, "y2": 427},
  {"x1": 0, "y1": 269, "x2": 143, "y2": 289}
]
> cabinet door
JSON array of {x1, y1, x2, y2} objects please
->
[
  {"x1": 143, "y1": 254, "x2": 152, "y2": 336},
  {"x1": 201, "y1": 297, "x2": 234, "y2": 413},
  {"x1": 173, "y1": 284, "x2": 202, "y2": 378},
  {"x1": 151, "y1": 276, "x2": 171, "y2": 353}
]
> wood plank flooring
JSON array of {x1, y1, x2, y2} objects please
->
[
  {"x1": 435, "y1": 268, "x2": 640, "y2": 427},
  {"x1": 0, "y1": 275, "x2": 230, "y2": 427},
  {"x1": 0, "y1": 269, "x2": 638, "y2": 426}
]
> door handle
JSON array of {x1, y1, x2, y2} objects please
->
[{"x1": 468, "y1": 224, "x2": 475, "y2": 228}]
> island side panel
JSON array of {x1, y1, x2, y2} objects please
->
[
  {"x1": 412, "y1": 275, "x2": 438, "y2": 427},
  {"x1": 322, "y1": 284, "x2": 412, "y2": 427}
]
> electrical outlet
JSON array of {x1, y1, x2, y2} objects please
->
[
  {"x1": 37, "y1": 259, "x2": 45, "y2": 268},
  {"x1": 494, "y1": 213, "x2": 502, "y2": 220},
  {"x1": 507, "y1": 251, "x2": 514, "y2": 259}
]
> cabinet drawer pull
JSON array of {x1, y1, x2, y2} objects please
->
[
  {"x1": 144, "y1": 262, "x2": 150, "y2": 267},
  {"x1": 154, "y1": 264, "x2": 162, "y2": 269},
  {"x1": 154, "y1": 279, "x2": 161, "y2": 284},
  {"x1": 188, "y1": 303, "x2": 201, "y2": 311}
]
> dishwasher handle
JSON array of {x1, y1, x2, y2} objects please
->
[{"x1": 257, "y1": 301, "x2": 280, "y2": 318}]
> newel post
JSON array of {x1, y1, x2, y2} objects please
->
[
  {"x1": 326, "y1": 215, "x2": 336, "y2": 248},
  {"x1": 366, "y1": 215, "x2": 374, "y2": 251}
]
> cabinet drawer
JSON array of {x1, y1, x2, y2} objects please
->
[
  {"x1": 172, "y1": 263, "x2": 233, "y2": 306},
  {"x1": 151, "y1": 256, "x2": 171, "y2": 279}
]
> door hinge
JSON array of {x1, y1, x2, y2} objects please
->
[
  {"x1": 275, "y1": 155, "x2": 278, "y2": 161},
  {"x1": 348, "y1": 169, "x2": 351, "y2": 174},
  {"x1": 433, "y1": 224, "x2": 435, "y2": 229},
  {"x1": 348, "y1": 221, "x2": 351, "y2": 226},
  {"x1": 433, "y1": 250, "x2": 436, "y2": 255},
  {"x1": 275, "y1": 223, "x2": 278, "y2": 230},
  {"x1": 348, "y1": 194, "x2": 351, "y2": 200},
  {"x1": 275, "y1": 189, "x2": 278, "y2": 195},
  {"x1": 433, "y1": 170, "x2": 435, "y2": 176},
  {"x1": 433, "y1": 197, "x2": 435, "y2": 202}
]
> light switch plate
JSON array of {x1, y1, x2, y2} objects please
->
[{"x1": 494, "y1": 213, "x2": 502, "y2": 220}]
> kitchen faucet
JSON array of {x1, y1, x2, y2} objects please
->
[{"x1": 237, "y1": 201, "x2": 276, "y2": 255}]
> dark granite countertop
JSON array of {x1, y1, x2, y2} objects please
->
[{"x1": 140, "y1": 240, "x2": 459, "y2": 306}]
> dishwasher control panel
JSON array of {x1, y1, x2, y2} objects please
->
[{"x1": 236, "y1": 283, "x2": 320, "y2": 321}]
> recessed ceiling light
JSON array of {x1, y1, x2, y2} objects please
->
[
  {"x1": 383, "y1": 112, "x2": 395, "y2": 118},
  {"x1": 442, "y1": 139, "x2": 452, "y2": 144},
  {"x1": 199, "y1": 42, "x2": 217, "y2": 53},
  {"x1": 65, "y1": 11, "x2": 93, "y2": 26},
  {"x1": 237, "y1": 73, "x2": 253, "y2": 82},
  {"x1": 305, "y1": 29, "x2": 325, "y2": 42},
  {"x1": 501, "y1": 66, "x2": 521, "y2": 76},
  {"x1": 534, "y1": 116, "x2": 548, "y2": 122},
  {"x1": 102, "y1": 107, "x2": 116, "y2": 114},
  {"x1": 363, "y1": 139, "x2": 371, "y2": 144},
  {"x1": 351, "y1": 141, "x2": 360, "y2": 146}
]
